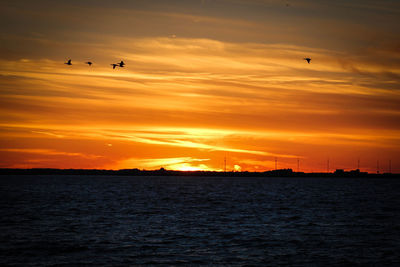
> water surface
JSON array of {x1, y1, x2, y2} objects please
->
[{"x1": 1, "y1": 175, "x2": 399, "y2": 266}]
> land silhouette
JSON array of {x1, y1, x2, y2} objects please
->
[{"x1": 0, "y1": 168, "x2": 397, "y2": 178}]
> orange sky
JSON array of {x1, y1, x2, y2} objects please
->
[{"x1": 1, "y1": 0, "x2": 399, "y2": 172}]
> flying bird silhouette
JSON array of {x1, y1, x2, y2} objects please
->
[
  {"x1": 111, "y1": 63, "x2": 118, "y2": 69},
  {"x1": 85, "y1": 61, "x2": 92, "y2": 66},
  {"x1": 118, "y1": 60, "x2": 125, "y2": 67},
  {"x1": 64, "y1": 59, "x2": 72, "y2": 65},
  {"x1": 304, "y1": 58, "x2": 311, "y2": 64}
]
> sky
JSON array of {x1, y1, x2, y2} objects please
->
[{"x1": 0, "y1": 0, "x2": 399, "y2": 173}]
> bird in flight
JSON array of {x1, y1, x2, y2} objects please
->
[
  {"x1": 85, "y1": 61, "x2": 93, "y2": 66},
  {"x1": 64, "y1": 59, "x2": 72, "y2": 65},
  {"x1": 118, "y1": 60, "x2": 125, "y2": 67},
  {"x1": 304, "y1": 58, "x2": 311, "y2": 64},
  {"x1": 111, "y1": 63, "x2": 119, "y2": 69}
]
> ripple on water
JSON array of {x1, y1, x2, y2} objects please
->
[{"x1": 0, "y1": 175, "x2": 399, "y2": 266}]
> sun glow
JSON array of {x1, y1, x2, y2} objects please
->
[{"x1": 168, "y1": 163, "x2": 215, "y2": 171}]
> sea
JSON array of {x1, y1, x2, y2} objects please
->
[{"x1": 1, "y1": 175, "x2": 399, "y2": 266}]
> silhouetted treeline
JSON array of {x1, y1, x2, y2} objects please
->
[{"x1": 0, "y1": 168, "x2": 398, "y2": 178}]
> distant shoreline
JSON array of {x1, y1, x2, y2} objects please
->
[{"x1": 0, "y1": 168, "x2": 398, "y2": 178}]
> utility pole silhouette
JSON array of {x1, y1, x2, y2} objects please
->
[
  {"x1": 389, "y1": 160, "x2": 391, "y2": 173},
  {"x1": 357, "y1": 158, "x2": 360, "y2": 170},
  {"x1": 327, "y1": 158, "x2": 330, "y2": 173},
  {"x1": 297, "y1": 158, "x2": 300, "y2": 172},
  {"x1": 224, "y1": 156, "x2": 227, "y2": 173},
  {"x1": 275, "y1": 157, "x2": 277, "y2": 170},
  {"x1": 377, "y1": 160, "x2": 380, "y2": 174}
]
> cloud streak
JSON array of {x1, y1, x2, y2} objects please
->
[{"x1": 0, "y1": 148, "x2": 102, "y2": 159}]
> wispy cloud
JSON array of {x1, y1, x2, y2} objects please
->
[{"x1": 0, "y1": 148, "x2": 102, "y2": 159}]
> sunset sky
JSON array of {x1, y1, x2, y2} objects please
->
[{"x1": 1, "y1": 0, "x2": 399, "y2": 172}]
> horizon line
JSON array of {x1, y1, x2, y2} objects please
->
[{"x1": 0, "y1": 167, "x2": 398, "y2": 176}]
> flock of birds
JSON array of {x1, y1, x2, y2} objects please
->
[
  {"x1": 64, "y1": 58, "x2": 311, "y2": 69},
  {"x1": 61, "y1": 2, "x2": 311, "y2": 70},
  {"x1": 64, "y1": 59, "x2": 125, "y2": 69}
]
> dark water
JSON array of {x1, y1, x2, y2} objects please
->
[{"x1": 1, "y1": 175, "x2": 399, "y2": 266}]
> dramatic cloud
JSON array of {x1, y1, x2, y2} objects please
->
[{"x1": 0, "y1": 0, "x2": 399, "y2": 172}]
